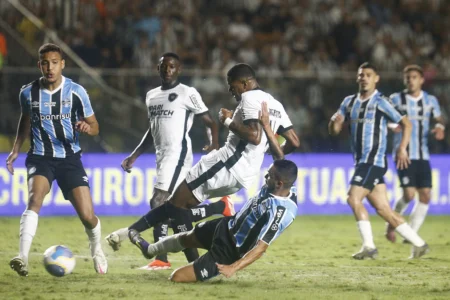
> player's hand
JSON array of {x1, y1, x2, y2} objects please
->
[
  {"x1": 431, "y1": 126, "x2": 445, "y2": 140},
  {"x1": 216, "y1": 263, "x2": 237, "y2": 278},
  {"x1": 331, "y1": 112, "x2": 344, "y2": 123},
  {"x1": 395, "y1": 147, "x2": 411, "y2": 170},
  {"x1": 259, "y1": 101, "x2": 270, "y2": 128},
  {"x1": 121, "y1": 156, "x2": 137, "y2": 173},
  {"x1": 219, "y1": 108, "x2": 233, "y2": 123},
  {"x1": 75, "y1": 121, "x2": 91, "y2": 134},
  {"x1": 203, "y1": 142, "x2": 219, "y2": 153},
  {"x1": 6, "y1": 151, "x2": 19, "y2": 175}
]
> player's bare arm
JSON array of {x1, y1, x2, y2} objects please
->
[
  {"x1": 396, "y1": 116, "x2": 412, "y2": 170},
  {"x1": 432, "y1": 116, "x2": 445, "y2": 141},
  {"x1": 121, "y1": 125, "x2": 153, "y2": 173},
  {"x1": 6, "y1": 112, "x2": 31, "y2": 175},
  {"x1": 75, "y1": 114, "x2": 99, "y2": 136},
  {"x1": 216, "y1": 241, "x2": 268, "y2": 278},
  {"x1": 328, "y1": 112, "x2": 345, "y2": 136},
  {"x1": 279, "y1": 129, "x2": 300, "y2": 155},
  {"x1": 199, "y1": 112, "x2": 219, "y2": 152},
  {"x1": 219, "y1": 108, "x2": 262, "y2": 145},
  {"x1": 259, "y1": 102, "x2": 284, "y2": 160}
]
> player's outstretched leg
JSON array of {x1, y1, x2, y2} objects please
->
[
  {"x1": 385, "y1": 188, "x2": 415, "y2": 243},
  {"x1": 189, "y1": 196, "x2": 235, "y2": 222}
]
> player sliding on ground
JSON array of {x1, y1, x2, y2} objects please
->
[
  {"x1": 129, "y1": 104, "x2": 297, "y2": 282},
  {"x1": 328, "y1": 62, "x2": 429, "y2": 259}
]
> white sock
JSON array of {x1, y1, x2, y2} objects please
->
[
  {"x1": 19, "y1": 210, "x2": 39, "y2": 264},
  {"x1": 85, "y1": 217, "x2": 102, "y2": 257},
  {"x1": 394, "y1": 198, "x2": 409, "y2": 215},
  {"x1": 409, "y1": 202, "x2": 429, "y2": 232},
  {"x1": 357, "y1": 221, "x2": 376, "y2": 249},
  {"x1": 395, "y1": 223, "x2": 425, "y2": 247},
  {"x1": 147, "y1": 233, "x2": 185, "y2": 257}
]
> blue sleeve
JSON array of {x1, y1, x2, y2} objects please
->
[
  {"x1": 19, "y1": 89, "x2": 29, "y2": 114},
  {"x1": 430, "y1": 95, "x2": 442, "y2": 118},
  {"x1": 73, "y1": 84, "x2": 94, "y2": 118},
  {"x1": 389, "y1": 93, "x2": 403, "y2": 114},
  {"x1": 338, "y1": 97, "x2": 348, "y2": 116},
  {"x1": 259, "y1": 201, "x2": 295, "y2": 245},
  {"x1": 378, "y1": 97, "x2": 403, "y2": 123}
]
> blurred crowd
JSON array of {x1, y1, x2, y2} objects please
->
[{"x1": 1, "y1": 0, "x2": 449, "y2": 153}]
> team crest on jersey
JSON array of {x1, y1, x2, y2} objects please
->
[
  {"x1": 62, "y1": 99, "x2": 71, "y2": 107},
  {"x1": 168, "y1": 93, "x2": 178, "y2": 102}
]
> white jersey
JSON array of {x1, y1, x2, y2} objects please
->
[
  {"x1": 217, "y1": 89, "x2": 293, "y2": 188},
  {"x1": 146, "y1": 83, "x2": 208, "y2": 166}
]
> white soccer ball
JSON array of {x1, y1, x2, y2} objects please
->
[{"x1": 43, "y1": 245, "x2": 76, "y2": 277}]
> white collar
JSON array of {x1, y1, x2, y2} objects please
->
[{"x1": 40, "y1": 76, "x2": 65, "y2": 94}]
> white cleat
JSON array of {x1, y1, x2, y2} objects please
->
[
  {"x1": 105, "y1": 228, "x2": 129, "y2": 251},
  {"x1": 93, "y1": 249, "x2": 108, "y2": 274},
  {"x1": 409, "y1": 243, "x2": 430, "y2": 259}
]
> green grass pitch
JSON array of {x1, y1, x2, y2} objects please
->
[{"x1": 0, "y1": 216, "x2": 449, "y2": 300}]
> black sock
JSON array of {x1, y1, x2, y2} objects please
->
[
  {"x1": 189, "y1": 201, "x2": 225, "y2": 222},
  {"x1": 153, "y1": 222, "x2": 169, "y2": 262},
  {"x1": 172, "y1": 220, "x2": 199, "y2": 262},
  {"x1": 129, "y1": 203, "x2": 170, "y2": 232}
]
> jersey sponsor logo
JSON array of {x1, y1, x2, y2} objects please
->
[
  {"x1": 189, "y1": 94, "x2": 200, "y2": 108},
  {"x1": 191, "y1": 207, "x2": 206, "y2": 218},
  {"x1": 268, "y1": 109, "x2": 281, "y2": 118},
  {"x1": 200, "y1": 268, "x2": 209, "y2": 278},
  {"x1": 168, "y1": 93, "x2": 178, "y2": 102},
  {"x1": 39, "y1": 113, "x2": 72, "y2": 121},
  {"x1": 270, "y1": 206, "x2": 286, "y2": 232},
  {"x1": 44, "y1": 101, "x2": 56, "y2": 107},
  {"x1": 31, "y1": 101, "x2": 39, "y2": 108},
  {"x1": 177, "y1": 224, "x2": 188, "y2": 232},
  {"x1": 82, "y1": 176, "x2": 89, "y2": 183},
  {"x1": 373, "y1": 178, "x2": 379, "y2": 185},
  {"x1": 148, "y1": 104, "x2": 174, "y2": 117},
  {"x1": 351, "y1": 119, "x2": 375, "y2": 124}
]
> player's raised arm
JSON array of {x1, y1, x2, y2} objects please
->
[
  {"x1": 278, "y1": 128, "x2": 300, "y2": 155},
  {"x1": 259, "y1": 101, "x2": 284, "y2": 160},
  {"x1": 219, "y1": 107, "x2": 262, "y2": 145}
]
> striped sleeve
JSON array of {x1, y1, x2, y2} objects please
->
[
  {"x1": 378, "y1": 97, "x2": 403, "y2": 123},
  {"x1": 338, "y1": 96, "x2": 352, "y2": 120},
  {"x1": 389, "y1": 93, "x2": 403, "y2": 115},
  {"x1": 19, "y1": 88, "x2": 29, "y2": 114},
  {"x1": 73, "y1": 84, "x2": 94, "y2": 118},
  {"x1": 258, "y1": 201, "x2": 295, "y2": 245},
  {"x1": 430, "y1": 95, "x2": 442, "y2": 118}
]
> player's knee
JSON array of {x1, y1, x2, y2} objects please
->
[
  {"x1": 150, "y1": 196, "x2": 166, "y2": 209},
  {"x1": 418, "y1": 190, "x2": 431, "y2": 204},
  {"x1": 169, "y1": 269, "x2": 183, "y2": 282},
  {"x1": 78, "y1": 211, "x2": 97, "y2": 228},
  {"x1": 403, "y1": 191, "x2": 415, "y2": 202},
  {"x1": 346, "y1": 195, "x2": 359, "y2": 208},
  {"x1": 27, "y1": 192, "x2": 45, "y2": 212}
]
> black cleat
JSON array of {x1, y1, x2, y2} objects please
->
[
  {"x1": 128, "y1": 229, "x2": 153, "y2": 259},
  {"x1": 10, "y1": 257, "x2": 28, "y2": 277}
]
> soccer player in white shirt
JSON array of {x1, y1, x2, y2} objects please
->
[
  {"x1": 107, "y1": 63, "x2": 299, "y2": 257},
  {"x1": 106, "y1": 53, "x2": 234, "y2": 269}
]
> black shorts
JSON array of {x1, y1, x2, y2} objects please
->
[
  {"x1": 25, "y1": 152, "x2": 90, "y2": 200},
  {"x1": 193, "y1": 217, "x2": 240, "y2": 281},
  {"x1": 350, "y1": 163, "x2": 386, "y2": 191},
  {"x1": 397, "y1": 159, "x2": 432, "y2": 188}
]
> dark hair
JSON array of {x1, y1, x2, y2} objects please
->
[
  {"x1": 358, "y1": 62, "x2": 377, "y2": 73},
  {"x1": 273, "y1": 160, "x2": 298, "y2": 187},
  {"x1": 38, "y1": 43, "x2": 63, "y2": 58},
  {"x1": 227, "y1": 63, "x2": 256, "y2": 81},
  {"x1": 403, "y1": 64, "x2": 423, "y2": 77},
  {"x1": 161, "y1": 52, "x2": 180, "y2": 61}
]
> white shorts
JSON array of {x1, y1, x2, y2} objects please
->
[
  {"x1": 185, "y1": 150, "x2": 243, "y2": 202},
  {"x1": 155, "y1": 161, "x2": 190, "y2": 195}
]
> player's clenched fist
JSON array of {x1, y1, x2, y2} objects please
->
[
  {"x1": 218, "y1": 108, "x2": 233, "y2": 124},
  {"x1": 121, "y1": 156, "x2": 137, "y2": 173},
  {"x1": 75, "y1": 121, "x2": 91, "y2": 134}
]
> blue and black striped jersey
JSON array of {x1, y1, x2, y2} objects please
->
[{"x1": 19, "y1": 76, "x2": 94, "y2": 158}]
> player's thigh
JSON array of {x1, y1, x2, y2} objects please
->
[
  {"x1": 170, "y1": 263, "x2": 197, "y2": 283},
  {"x1": 55, "y1": 154, "x2": 90, "y2": 201},
  {"x1": 191, "y1": 217, "x2": 225, "y2": 250},
  {"x1": 185, "y1": 152, "x2": 243, "y2": 203},
  {"x1": 150, "y1": 188, "x2": 171, "y2": 209},
  {"x1": 25, "y1": 155, "x2": 54, "y2": 207},
  {"x1": 68, "y1": 186, "x2": 96, "y2": 221}
]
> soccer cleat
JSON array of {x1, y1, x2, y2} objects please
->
[
  {"x1": 10, "y1": 257, "x2": 28, "y2": 277},
  {"x1": 221, "y1": 196, "x2": 235, "y2": 217},
  {"x1": 385, "y1": 223, "x2": 396, "y2": 243},
  {"x1": 92, "y1": 249, "x2": 108, "y2": 274},
  {"x1": 146, "y1": 259, "x2": 172, "y2": 270},
  {"x1": 128, "y1": 229, "x2": 153, "y2": 259},
  {"x1": 352, "y1": 247, "x2": 378, "y2": 260},
  {"x1": 410, "y1": 243, "x2": 429, "y2": 259},
  {"x1": 105, "y1": 228, "x2": 129, "y2": 251}
]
